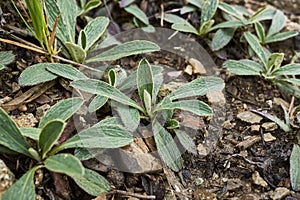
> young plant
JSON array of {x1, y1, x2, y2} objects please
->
[
  {"x1": 123, "y1": 3, "x2": 155, "y2": 32},
  {"x1": 70, "y1": 58, "x2": 225, "y2": 171},
  {"x1": 0, "y1": 51, "x2": 15, "y2": 71},
  {"x1": 223, "y1": 31, "x2": 300, "y2": 96},
  {"x1": 252, "y1": 104, "x2": 300, "y2": 191},
  {"x1": 254, "y1": 10, "x2": 298, "y2": 45},
  {"x1": 0, "y1": 97, "x2": 134, "y2": 198}
]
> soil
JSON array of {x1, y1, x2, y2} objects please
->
[{"x1": 0, "y1": 0, "x2": 300, "y2": 200}]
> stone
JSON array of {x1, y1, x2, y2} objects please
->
[
  {"x1": 271, "y1": 187, "x2": 290, "y2": 200},
  {"x1": 251, "y1": 124, "x2": 261, "y2": 132},
  {"x1": 197, "y1": 143, "x2": 208, "y2": 157},
  {"x1": 252, "y1": 171, "x2": 268, "y2": 187},
  {"x1": 263, "y1": 133, "x2": 277, "y2": 142},
  {"x1": 184, "y1": 65, "x2": 193, "y2": 75},
  {"x1": 262, "y1": 122, "x2": 278, "y2": 132},
  {"x1": 237, "y1": 111, "x2": 263, "y2": 124},
  {"x1": 188, "y1": 58, "x2": 207, "y2": 74},
  {"x1": 223, "y1": 120, "x2": 235, "y2": 130},
  {"x1": 0, "y1": 159, "x2": 15, "y2": 198},
  {"x1": 14, "y1": 113, "x2": 38, "y2": 128},
  {"x1": 36, "y1": 104, "x2": 51, "y2": 120},
  {"x1": 206, "y1": 91, "x2": 226, "y2": 105}
]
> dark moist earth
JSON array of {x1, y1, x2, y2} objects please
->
[{"x1": 1, "y1": 0, "x2": 300, "y2": 199}]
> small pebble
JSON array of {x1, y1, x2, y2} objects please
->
[
  {"x1": 262, "y1": 122, "x2": 278, "y2": 132},
  {"x1": 237, "y1": 111, "x2": 263, "y2": 124},
  {"x1": 252, "y1": 171, "x2": 268, "y2": 188},
  {"x1": 251, "y1": 124, "x2": 261, "y2": 132},
  {"x1": 271, "y1": 187, "x2": 290, "y2": 200},
  {"x1": 263, "y1": 133, "x2": 277, "y2": 142}
]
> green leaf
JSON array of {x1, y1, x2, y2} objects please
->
[
  {"x1": 65, "y1": 42, "x2": 87, "y2": 63},
  {"x1": 81, "y1": 16, "x2": 109, "y2": 51},
  {"x1": 200, "y1": 0, "x2": 218, "y2": 25},
  {"x1": 46, "y1": 64, "x2": 88, "y2": 80},
  {"x1": 171, "y1": 23, "x2": 199, "y2": 35},
  {"x1": 80, "y1": 0, "x2": 102, "y2": 15},
  {"x1": 163, "y1": 14, "x2": 187, "y2": 24},
  {"x1": 19, "y1": 63, "x2": 58, "y2": 86},
  {"x1": 290, "y1": 144, "x2": 300, "y2": 191},
  {"x1": 187, "y1": 0, "x2": 203, "y2": 9},
  {"x1": 118, "y1": 65, "x2": 163, "y2": 91},
  {"x1": 152, "y1": 121, "x2": 182, "y2": 171},
  {"x1": 166, "y1": 119, "x2": 180, "y2": 129},
  {"x1": 209, "y1": 20, "x2": 244, "y2": 31},
  {"x1": 74, "y1": 148, "x2": 98, "y2": 161},
  {"x1": 0, "y1": 145, "x2": 19, "y2": 154},
  {"x1": 199, "y1": 20, "x2": 215, "y2": 35},
  {"x1": 88, "y1": 95, "x2": 108, "y2": 113},
  {"x1": 211, "y1": 28, "x2": 235, "y2": 51},
  {"x1": 113, "y1": 103, "x2": 140, "y2": 132},
  {"x1": 175, "y1": 130, "x2": 197, "y2": 154},
  {"x1": 267, "y1": 10, "x2": 286, "y2": 37},
  {"x1": 71, "y1": 79, "x2": 144, "y2": 112},
  {"x1": 57, "y1": 0, "x2": 80, "y2": 43},
  {"x1": 251, "y1": 110, "x2": 290, "y2": 132},
  {"x1": 125, "y1": 4, "x2": 149, "y2": 25},
  {"x1": 156, "y1": 100, "x2": 213, "y2": 116},
  {"x1": 19, "y1": 127, "x2": 41, "y2": 140},
  {"x1": 167, "y1": 77, "x2": 225, "y2": 100},
  {"x1": 39, "y1": 97, "x2": 84, "y2": 128},
  {"x1": 44, "y1": 0, "x2": 69, "y2": 44},
  {"x1": 86, "y1": 40, "x2": 160, "y2": 63},
  {"x1": 218, "y1": 2, "x2": 244, "y2": 21},
  {"x1": 143, "y1": 90, "x2": 152, "y2": 115},
  {"x1": 272, "y1": 63, "x2": 300, "y2": 76},
  {"x1": 265, "y1": 31, "x2": 299, "y2": 44},
  {"x1": 0, "y1": 108, "x2": 31, "y2": 157},
  {"x1": 2, "y1": 165, "x2": 41, "y2": 200},
  {"x1": 137, "y1": 59, "x2": 154, "y2": 107},
  {"x1": 266, "y1": 53, "x2": 284, "y2": 73},
  {"x1": 39, "y1": 120, "x2": 65, "y2": 159},
  {"x1": 45, "y1": 154, "x2": 84, "y2": 177},
  {"x1": 108, "y1": 69, "x2": 117, "y2": 87},
  {"x1": 24, "y1": 0, "x2": 47, "y2": 46},
  {"x1": 79, "y1": 30, "x2": 87, "y2": 49},
  {"x1": 0, "y1": 51, "x2": 15, "y2": 68},
  {"x1": 276, "y1": 81, "x2": 300, "y2": 98},
  {"x1": 248, "y1": 7, "x2": 275, "y2": 23},
  {"x1": 223, "y1": 59, "x2": 264, "y2": 76},
  {"x1": 280, "y1": 78, "x2": 300, "y2": 87},
  {"x1": 72, "y1": 168, "x2": 110, "y2": 196},
  {"x1": 94, "y1": 117, "x2": 122, "y2": 126},
  {"x1": 255, "y1": 22, "x2": 265, "y2": 43},
  {"x1": 244, "y1": 32, "x2": 267, "y2": 68},
  {"x1": 51, "y1": 124, "x2": 133, "y2": 153},
  {"x1": 180, "y1": 5, "x2": 197, "y2": 14}
]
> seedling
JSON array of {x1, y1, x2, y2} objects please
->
[
  {"x1": 0, "y1": 97, "x2": 135, "y2": 198},
  {"x1": 223, "y1": 32, "x2": 300, "y2": 96},
  {"x1": 70, "y1": 59, "x2": 225, "y2": 171}
]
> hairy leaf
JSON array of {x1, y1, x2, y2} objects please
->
[
  {"x1": 113, "y1": 102, "x2": 140, "y2": 132},
  {"x1": 272, "y1": 63, "x2": 300, "y2": 76},
  {"x1": 267, "y1": 10, "x2": 286, "y2": 37},
  {"x1": 80, "y1": 0, "x2": 102, "y2": 15},
  {"x1": 39, "y1": 120, "x2": 65, "y2": 159},
  {"x1": 44, "y1": 154, "x2": 84, "y2": 176},
  {"x1": 46, "y1": 64, "x2": 88, "y2": 80},
  {"x1": 218, "y1": 2, "x2": 244, "y2": 21},
  {"x1": 163, "y1": 14, "x2": 187, "y2": 24},
  {"x1": 19, "y1": 127, "x2": 41, "y2": 141},
  {"x1": 167, "y1": 77, "x2": 225, "y2": 100},
  {"x1": 175, "y1": 130, "x2": 197, "y2": 154},
  {"x1": 200, "y1": 0, "x2": 218, "y2": 25},
  {"x1": 137, "y1": 59, "x2": 154, "y2": 106},
  {"x1": 125, "y1": 4, "x2": 149, "y2": 25},
  {"x1": 0, "y1": 108, "x2": 31, "y2": 157},
  {"x1": 248, "y1": 7, "x2": 275, "y2": 23},
  {"x1": 290, "y1": 144, "x2": 300, "y2": 191},
  {"x1": 86, "y1": 40, "x2": 160, "y2": 63},
  {"x1": 172, "y1": 23, "x2": 199, "y2": 35},
  {"x1": 65, "y1": 42, "x2": 87, "y2": 63},
  {"x1": 211, "y1": 28, "x2": 235, "y2": 51},
  {"x1": 0, "y1": 51, "x2": 15, "y2": 70},
  {"x1": 39, "y1": 97, "x2": 84, "y2": 128},
  {"x1": 244, "y1": 32, "x2": 267, "y2": 67},
  {"x1": 153, "y1": 121, "x2": 182, "y2": 171},
  {"x1": 19, "y1": 63, "x2": 58, "y2": 86},
  {"x1": 2, "y1": 166, "x2": 42, "y2": 200},
  {"x1": 81, "y1": 16, "x2": 109, "y2": 51},
  {"x1": 52, "y1": 124, "x2": 133, "y2": 153},
  {"x1": 209, "y1": 20, "x2": 244, "y2": 31},
  {"x1": 265, "y1": 31, "x2": 299, "y2": 44},
  {"x1": 156, "y1": 100, "x2": 213, "y2": 116},
  {"x1": 88, "y1": 95, "x2": 108, "y2": 113},
  {"x1": 71, "y1": 79, "x2": 144, "y2": 112},
  {"x1": 72, "y1": 168, "x2": 110, "y2": 196},
  {"x1": 223, "y1": 59, "x2": 264, "y2": 76},
  {"x1": 255, "y1": 22, "x2": 265, "y2": 43}
]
